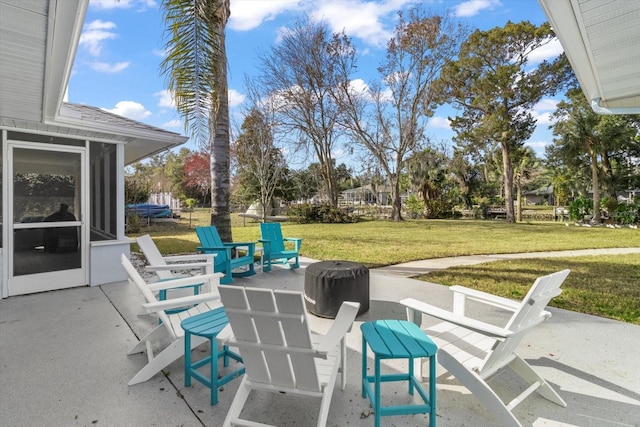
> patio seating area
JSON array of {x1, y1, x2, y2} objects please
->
[{"x1": 1, "y1": 256, "x2": 639, "y2": 426}]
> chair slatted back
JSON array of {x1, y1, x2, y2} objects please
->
[
  {"x1": 219, "y1": 286, "x2": 321, "y2": 392},
  {"x1": 260, "y1": 222, "x2": 286, "y2": 253},
  {"x1": 481, "y1": 269, "x2": 570, "y2": 376},
  {"x1": 137, "y1": 234, "x2": 173, "y2": 281},
  {"x1": 195, "y1": 226, "x2": 228, "y2": 263},
  {"x1": 120, "y1": 254, "x2": 173, "y2": 333}
]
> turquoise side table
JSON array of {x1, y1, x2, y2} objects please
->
[
  {"x1": 181, "y1": 307, "x2": 244, "y2": 405},
  {"x1": 361, "y1": 319, "x2": 438, "y2": 427}
]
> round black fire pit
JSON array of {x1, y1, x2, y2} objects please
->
[{"x1": 304, "y1": 260, "x2": 369, "y2": 318}]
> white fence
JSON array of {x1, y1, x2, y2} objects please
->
[{"x1": 148, "y1": 192, "x2": 181, "y2": 211}]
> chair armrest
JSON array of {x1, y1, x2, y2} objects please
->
[
  {"x1": 222, "y1": 241, "x2": 256, "y2": 248},
  {"x1": 145, "y1": 262, "x2": 211, "y2": 271},
  {"x1": 197, "y1": 246, "x2": 233, "y2": 258},
  {"x1": 142, "y1": 291, "x2": 221, "y2": 313},
  {"x1": 314, "y1": 301, "x2": 360, "y2": 353},
  {"x1": 146, "y1": 273, "x2": 222, "y2": 292},
  {"x1": 401, "y1": 298, "x2": 512, "y2": 339},
  {"x1": 258, "y1": 239, "x2": 271, "y2": 252},
  {"x1": 162, "y1": 254, "x2": 215, "y2": 263},
  {"x1": 450, "y1": 285, "x2": 520, "y2": 312},
  {"x1": 283, "y1": 237, "x2": 302, "y2": 250}
]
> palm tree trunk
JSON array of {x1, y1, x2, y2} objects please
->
[
  {"x1": 501, "y1": 143, "x2": 515, "y2": 223},
  {"x1": 590, "y1": 149, "x2": 601, "y2": 224},
  {"x1": 209, "y1": 19, "x2": 232, "y2": 241}
]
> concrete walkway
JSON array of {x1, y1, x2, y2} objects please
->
[{"x1": 1, "y1": 249, "x2": 639, "y2": 426}]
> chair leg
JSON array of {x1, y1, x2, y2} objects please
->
[
  {"x1": 292, "y1": 255, "x2": 299, "y2": 269},
  {"x1": 318, "y1": 354, "x2": 340, "y2": 427},
  {"x1": 127, "y1": 325, "x2": 166, "y2": 355},
  {"x1": 509, "y1": 355, "x2": 566, "y2": 407},
  {"x1": 263, "y1": 256, "x2": 272, "y2": 272},
  {"x1": 437, "y1": 351, "x2": 523, "y2": 427},
  {"x1": 128, "y1": 335, "x2": 207, "y2": 386},
  {"x1": 220, "y1": 264, "x2": 234, "y2": 284},
  {"x1": 223, "y1": 376, "x2": 251, "y2": 427}
]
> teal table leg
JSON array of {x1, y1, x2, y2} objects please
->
[
  {"x1": 184, "y1": 331, "x2": 192, "y2": 387},
  {"x1": 223, "y1": 344, "x2": 229, "y2": 367},
  {"x1": 361, "y1": 335, "x2": 367, "y2": 398},
  {"x1": 374, "y1": 355, "x2": 381, "y2": 427},
  {"x1": 408, "y1": 355, "x2": 414, "y2": 395},
  {"x1": 430, "y1": 355, "x2": 437, "y2": 426},
  {"x1": 210, "y1": 340, "x2": 219, "y2": 406}
]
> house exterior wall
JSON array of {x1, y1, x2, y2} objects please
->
[{"x1": 0, "y1": 128, "x2": 130, "y2": 297}]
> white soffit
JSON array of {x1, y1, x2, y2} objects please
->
[{"x1": 539, "y1": 0, "x2": 640, "y2": 114}]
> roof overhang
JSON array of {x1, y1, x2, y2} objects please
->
[
  {"x1": 0, "y1": 0, "x2": 187, "y2": 164},
  {"x1": 539, "y1": 0, "x2": 640, "y2": 114}
]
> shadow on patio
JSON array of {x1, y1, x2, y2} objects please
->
[{"x1": 1, "y1": 258, "x2": 638, "y2": 426}]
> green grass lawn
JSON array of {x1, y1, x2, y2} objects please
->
[
  {"x1": 419, "y1": 254, "x2": 640, "y2": 325},
  {"x1": 130, "y1": 208, "x2": 640, "y2": 324}
]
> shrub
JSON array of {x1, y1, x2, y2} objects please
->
[
  {"x1": 288, "y1": 203, "x2": 357, "y2": 224},
  {"x1": 404, "y1": 195, "x2": 424, "y2": 219},
  {"x1": 613, "y1": 202, "x2": 640, "y2": 224},
  {"x1": 127, "y1": 212, "x2": 142, "y2": 233},
  {"x1": 568, "y1": 197, "x2": 593, "y2": 221},
  {"x1": 425, "y1": 199, "x2": 456, "y2": 219}
]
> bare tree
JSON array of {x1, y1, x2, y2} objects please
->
[
  {"x1": 335, "y1": 8, "x2": 468, "y2": 220},
  {"x1": 234, "y1": 78, "x2": 288, "y2": 222},
  {"x1": 258, "y1": 16, "x2": 355, "y2": 208}
]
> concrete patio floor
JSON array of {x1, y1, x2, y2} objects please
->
[{"x1": 1, "y1": 256, "x2": 639, "y2": 426}]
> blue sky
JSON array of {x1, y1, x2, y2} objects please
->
[{"x1": 70, "y1": 0, "x2": 562, "y2": 165}]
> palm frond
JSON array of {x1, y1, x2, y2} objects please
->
[{"x1": 160, "y1": 0, "x2": 228, "y2": 146}]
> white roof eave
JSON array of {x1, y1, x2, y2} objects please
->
[{"x1": 538, "y1": 0, "x2": 640, "y2": 114}]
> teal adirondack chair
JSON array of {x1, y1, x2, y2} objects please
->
[
  {"x1": 195, "y1": 226, "x2": 257, "y2": 284},
  {"x1": 259, "y1": 222, "x2": 302, "y2": 272}
]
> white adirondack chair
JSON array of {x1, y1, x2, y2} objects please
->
[
  {"x1": 121, "y1": 254, "x2": 228, "y2": 386},
  {"x1": 401, "y1": 269, "x2": 570, "y2": 427},
  {"x1": 137, "y1": 234, "x2": 215, "y2": 295},
  {"x1": 218, "y1": 286, "x2": 360, "y2": 427}
]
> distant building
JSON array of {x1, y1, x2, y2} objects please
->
[{"x1": 523, "y1": 186, "x2": 554, "y2": 205}]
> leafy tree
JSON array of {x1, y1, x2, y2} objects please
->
[
  {"x1": 160, "y1": 0, "x2": 233, "y2": 240},
  {"x1": 548, "y1": 87, "x2": 639, "y2": 223},
  {"x1": 258, "y1": 17, "x2": 353, "y2": 208},
  {"x1": 406, "y1": 146, "x2": 450, "y2": 217},
  {"x1": 448, "y1": 147, "x2": 481, "y2": 209},
  {"x1": 288, "y1": 168, "x2": 320, "y2": 203},
  {"x1": 336, "y1": 8, "x2": 467, "y2": 220},
  {"x1": 438, "y1": 21, "x2": 571, "y2": 222},
  {"x1": 182, "y1": 151, "x2": 211, "y2": 204}
]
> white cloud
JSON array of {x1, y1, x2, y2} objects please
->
[
  {"x1": 427, "y1": 116, "x2": 451, "y2": 130},
  {"x1": 155, "y1": 89, "x2": 175, "y2": 108},
  {"x1": 311, "y1": 0, "x2": 416, "y2": 47},
  {"x1": 152, "y1": 48, "x2": 168, "y2": 58},
  {"x1": 89, "y1": 61, "x2": 130, "y2": 73},
  {"x1": 80, "y1": 20, "x2": 117, "y2": 56},
  {"x1": 103, "y1": 101, "x2": 152, "y2": 121},
  {"x1": 161, "y1": 119, "x2": 182, "y2": 128},
  {"x1": 349, "y1": 78, "x2": 370, "y2": 94},
  {"x1": 527, "y1": 38, "x2": 564, "y2": 64},
  {"x1": 454, "y1": 0, "x2": 501, "y2": 17},
  {"x1": 532, "y1": 98, "x2": 559, "y2": 126},
  {"x1": 229, "y1": 89, "x2": 246, "y2": 108},
  {"x1": 525, "y1": 140, "x2": 550, "y2": 157},
  {"x1": 229, "y1": 0, "x2": 301, "y2": 31},
  {"x1": 229, "y1": 0, "x2": 416, "y2": 47}
]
